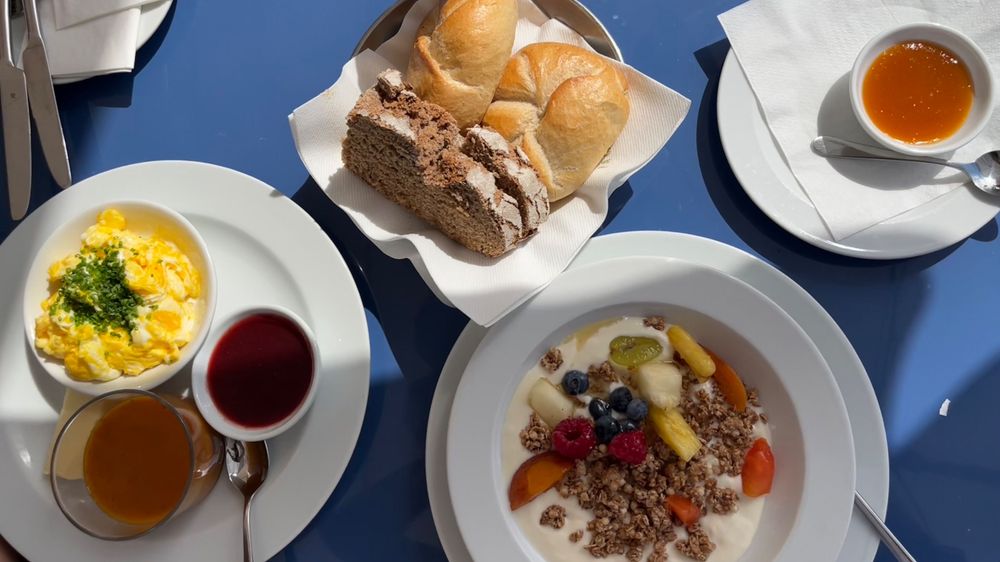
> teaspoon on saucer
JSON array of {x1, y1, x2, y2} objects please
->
[
  {"x1": 812, "y1": 135, "x2": 1000, "y2": 195},
  {"x1": 225, "y1": 438, "x2": 270, "y2": 562}
]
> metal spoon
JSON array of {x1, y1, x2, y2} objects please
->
[
  {"x1": 225, "y1": 438, "x2": 269, "y2": 562},
  {"x1": 812, "y1": 136, "x2": 1000, "y2": 195},
  {"x1": 854, "y1": 491, "x2": 917, "y2": 562}
]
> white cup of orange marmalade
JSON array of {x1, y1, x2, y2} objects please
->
[{"x1": 850, "y1": 22, "x2": 995, "y2": 156}]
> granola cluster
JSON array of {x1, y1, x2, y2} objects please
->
[
  {"x1": 542, "y1": 347, "x2": 564, "y2": 372},
  {"x1": 520, "y1": 413, "x2": 552, "y2": 454},
  {"x1": 523, "y1": 370, "x2": 761, "y2": 561}
]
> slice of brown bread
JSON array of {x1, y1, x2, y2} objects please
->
[
  {"x1": 343, "y1": 70, "x2": 547, "y2": 257},
  {"x1": 463, "y1": 126, "x2": 549, "y2": 236}
]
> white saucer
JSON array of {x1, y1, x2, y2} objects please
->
[
  {"x1": 717, "y1": 49, "x2": 1000, "y2": 260},
  {"x1": 427, "y1": 231, "x2": 889, "y2": 562},
  {"x1": 0, "y1": 161, "x2": 370, "y2": 561}
]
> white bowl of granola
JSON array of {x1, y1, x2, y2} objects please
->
[{"x1": 447, "y1": 256, "x2": 855, "y2": 562}]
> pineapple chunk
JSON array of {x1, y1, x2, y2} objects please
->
[
  {"x1": 528, "y1": 379, "x2": 575, "y2": 428},
  {"x1": 649, "y1": 406, "x2": 701, "y2": 462},
  {"x1": 635, "y1": 362, "x2": 683, "y2": 410},
  {"x1": 667, "y1": 325, "x2": 716, "y2": 380}
]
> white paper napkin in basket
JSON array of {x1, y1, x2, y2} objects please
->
[
  {"x1": 27, "y1": 0, "x2": 140, "y2": 79},
  {"x1": 289, "y1": 0, "x2": 689, "y2": 326},
  {"x1": 720, "y1": 0, "x2": 1000, "y2": 241}
]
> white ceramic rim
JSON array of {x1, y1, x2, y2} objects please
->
[
  {"x1": 849, "y1": 22, "x2": 996, "y2": 155},
  {"x1": 191, "y1": 305, "x2": 321, "y2": 442},
  {"x1": 21, "y1": 199, "x2": 218, "y2": 396},
  {"x1": 427, "y1": 231, "x2": 889, "y2": 562},
  {"x1": 717, "y1": 49, "x2": 1000, "y2": 260},
  {"x1": 446, "y1": 255, "x2": 856, "y2": 562}
]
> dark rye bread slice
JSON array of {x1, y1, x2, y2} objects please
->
[
  {"x1": 464, "y1": 126, "x2": 549, "y2": 236},
  {"x1": 343, "y1": 70, "x2": 547, "y2": 257}
]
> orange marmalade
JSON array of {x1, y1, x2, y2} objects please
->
[{"x1": 862, "y1": 40, "x2": 974, "y2": 144}]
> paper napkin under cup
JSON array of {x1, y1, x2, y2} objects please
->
[
  {"x1": 26, "y1": 0, "x2": 140, "y2": 80},
  {"x1": 720, "y1": 0, "x2": 1000, "y2": 241},
  {"x1": 289, "y1": 0, "x2": 689, "y2": 326}
]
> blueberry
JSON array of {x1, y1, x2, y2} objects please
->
[
  {"x1": 594, "y1": 415, "x2": 621, "y2": 444},
  {"x1": 588, "y1": 398, "x2": 610, "y2": 420},
  {"x1": 626, "y1": 398, "x2": 649, "y2": 421},
  {"x1": 561, "y1": 370, "x2": 589, "y2": 395},
  {"x1": 609, "y1": 387, "x2": 633, "y2": 413},
  {"x1": 619, "y1": 419, "x2": 640, "y2": 433}
]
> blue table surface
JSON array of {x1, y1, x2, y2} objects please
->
[{"x1": 2, "y1": 1, "x2": 998, "y2": 561}]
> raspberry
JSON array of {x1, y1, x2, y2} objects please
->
[
  {"x1": 552, "y1": 418, "x2": 597, "y2": 460},
  {"x1": 609, "y1": 430, "x2": 647, "y2": 465}
]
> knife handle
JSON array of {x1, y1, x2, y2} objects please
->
[{"x1": 0, "y1": 0, "x2": 12, "y2": 63}]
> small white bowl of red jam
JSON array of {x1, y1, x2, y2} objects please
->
[
  {"x1": 850, "y1": 22, "x2": 995, "y2": 156},
  {"x1": 191, "y1": 306, "x2": 320, "y2": 441}
]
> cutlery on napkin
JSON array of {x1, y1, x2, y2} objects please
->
[
  {"x1": 719, "y1": 0, "x2": 1000, "y2": 241},
  {"x1": 289, "y1": 0, "x2": 690, "y2": 326}
]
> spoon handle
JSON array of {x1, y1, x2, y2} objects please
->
[
  {"x1": 854, "y1": 491, "x2": 917, "y2": 562},
  {"x1": 243, "y1": 496, "x2": 254, "y2": 562},
  {"x1": 812, "y1": 136, "x2": 953, "y2": 169}
]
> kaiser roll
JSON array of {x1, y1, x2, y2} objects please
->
[
  {"x1": 406, "y1": 0, "x2": 518, "y2": 130},
  {"x1": 482, "y1": 42, "x2": 629, "y2": 201}
]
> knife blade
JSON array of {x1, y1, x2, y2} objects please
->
[
  {"x1": 0, "y1": 0, "x2": 30, "y2": 219},
  {"x1": 22, "y1": 0, "x2": 70, "y2": 189}
]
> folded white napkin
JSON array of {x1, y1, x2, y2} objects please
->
[
  {"x1": 52, "y1": 0, "x2": 157, "y2": 29},
  {"x1": 720, "y1": 0, "x2": 1000, "y2": 241},
  {"x1": 31, "y1": 0, "x2": 139, "y2": 79},
  {"x1": 289, "y1": 0, "x2": 689, "y2": 326}
]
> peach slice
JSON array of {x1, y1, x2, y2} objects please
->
[
  {"x1": 705, "y1": 348, "x2": 748, "y2": 413},
  {"x1": 508, "y1": 451, "x2": 574, "y2": 511}
]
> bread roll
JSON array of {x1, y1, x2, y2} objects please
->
[
  {"x1": 406, "y1": 0, "x2": 518, "y2": 129},
  {"x1": 482, "y1": 43, "x2": 630, "y2": 201}
]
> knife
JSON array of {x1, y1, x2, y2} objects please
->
[
  {"x1": 22, "y1": 0, "x2": 70, "y2": 188},
  {"x1": 0, "y1": 0, "x2": 30, "y2": 219}
]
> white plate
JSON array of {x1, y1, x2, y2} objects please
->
[
  {"x1": 446, "y1": 254, "x2": 855, "y2": 562},
  {"x1": 0, "y1": 161, "x2": 370, "y2": 561},
  {"x1": 717, "y1": 49, "x2": 1000, "y2": 259},
  {"x1": 50, "y1": 0, "x2": 173, "y2": 85},
  {"x1": 427, "y1": 231, "x2": 889, "y2": 562}
]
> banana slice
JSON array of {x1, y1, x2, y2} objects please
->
[
  {"x1": 635, "y1": 362, "x2": 683, "y2": 410},
  {"x1": 528, "y1": 378, "x2": 575, "y2": 428}
]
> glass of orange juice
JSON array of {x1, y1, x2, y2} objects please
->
[{"x1": 50, "y1": 389, "x2": 224, "y2": 540}]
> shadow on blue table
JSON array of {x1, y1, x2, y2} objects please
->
[
  {"x1": 283, "y1": 175, "x2": 631, "y2": 560},
  {"x1": 885, "y1": 350, "x2": 1000, "y2": 562}
]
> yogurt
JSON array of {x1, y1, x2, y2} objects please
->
[{"x1": 501, "y1": 317, "x2": 771, "y2": 562}]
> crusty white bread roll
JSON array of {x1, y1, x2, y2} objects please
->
[
  {"x1": 406, "y1": 0, "x2": 518, "y2": 130},
  {"x1": 482, "y1": 42, "x2": 630, "y2": 201}
]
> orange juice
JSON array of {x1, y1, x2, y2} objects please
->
[{"x1": 83, "y1": 396, "x2": 192, "y2": 525}]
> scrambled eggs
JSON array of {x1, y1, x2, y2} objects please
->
[{"x1": 35, "y1": 209, "x2": 201, "y2": 382}]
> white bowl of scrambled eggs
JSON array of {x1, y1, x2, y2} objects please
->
[{"x1": 22, "y1": 202, "x2": 217, "y2": 395}]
